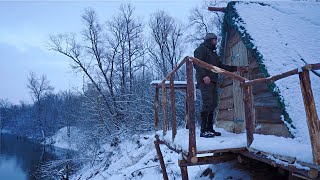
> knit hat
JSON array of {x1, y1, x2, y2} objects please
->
[{"x1": 204, "y1": 33, "x2": 217, "y2": 40}]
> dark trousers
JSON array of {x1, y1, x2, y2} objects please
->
[{"x1": 199, "y1": 82, "x2": 218, "y2": 113}]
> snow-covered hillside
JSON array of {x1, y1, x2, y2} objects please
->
[
  {"x1": 70, "y1": 133, "x2": 252, "y2": 180},
  {"x1": 46, "y1": 127, "x2": 256, "y2": 179},
  {"x1": 45, "y1": 125, "x2": 315, "y2": 179}
]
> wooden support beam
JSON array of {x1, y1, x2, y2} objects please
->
[
  {"x1": 154, "y1": 138, "x2": 169, "y2": 180},
  {"x1": 197, "y1": 147, "x2": 246, "y2": 155},
  {"x1": 200, "y1": 168, "x2": 215, "y2": 179},
  {"x1": 186, "y1": 59, "x2": 197, "y2": 163},
  {"x1": 208, "y1": 6, "x2": 226, "y2": 12},
  {"x1": 237, "y1": 154, "x2": 245, "y2": 164},
  {"x1": 180, "y1": 166, "x2": 188, "y2": 180},
  {"x1": 162, "y1": 83, "x2": 168, "y2": 136},
  {"x1": 152, "y1": 81, "x2": 188, "y2": 90},
  {"x1": 170, "y1": 75, "x2": 177, "y2": 141},
  {"x1": 244, "y1": 85, "x2": 254, "y2": 147},
  {"x1": 185, "y1": 89, "x2": 189, "y2": 129},
  {"x1": 307, "y1": 169, "x2": 319, "y2": 179},
  {"x1": 296, "y1": 160, "x2": 320, "y2": 172},
  {"x1": 178, "y1": 153, "x2": 236, "y2": 167},
  {"x1": 299, "y1": 70, "x2": 320, "y2": 165},
  {"x1": 156, "y1": 85, "x2": 187, "y2": 90},
  {"x1": 155, "y1": 87, "x2": 159, "y2": 132},
  {"x1": 239, "y1": 150, "x2": 319, "y2": 179}
]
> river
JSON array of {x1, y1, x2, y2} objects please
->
[{"x1": 0, "y1": 133, "x2": 72, "y2": 180}]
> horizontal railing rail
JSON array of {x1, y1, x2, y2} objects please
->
[
  {"x1": 244, "y1": 63, "x2": 320, "y2": 86},
  {"x1": 189, "y1": 57, "x2": 247, "y2": 83}
]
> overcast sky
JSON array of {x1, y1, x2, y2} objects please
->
[{"x1": 0, "y1": 0, "x2": 202, "y2": 104}]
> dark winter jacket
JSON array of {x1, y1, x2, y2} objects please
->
[{"x1": 193, "y1": 39, "x2": 237, "y2": 86}]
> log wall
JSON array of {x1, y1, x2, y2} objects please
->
[
  {"x1": 247, "y1": 49, "x2": 292, "y2": 137},
  {"x1": 217, "y1": 25, "x2": 292, "y2": 137}
]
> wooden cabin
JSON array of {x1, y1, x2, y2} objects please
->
[{"x1": 216, "y1": 2, "x2": 296, "y2": 138}]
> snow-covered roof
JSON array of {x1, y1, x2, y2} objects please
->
[{"x1": 226, "y1": 1, "x2": 320, "y2": 144}]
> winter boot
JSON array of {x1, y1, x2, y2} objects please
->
[
  {"x1": 208, "y1": 112, "x2": 221, "y2": 136},
  {"x1": 200, "y1": 112, "x2": 215, "y2": 138}
]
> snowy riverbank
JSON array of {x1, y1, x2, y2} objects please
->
[{"x1": 44, "y1": 126, "x2": 254, "y2": 179}]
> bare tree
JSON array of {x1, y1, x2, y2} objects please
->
[
  {"x1": 27, "y1": 72, "x2": 54, "y2": 140},
  {"x1": 104, "y1": 3, "x2": 147, "y2": 131},
  {"x1": 187, "y1": 0, "x2": 225, "y2": 47},
  {"x1": 106, "y1": 4, "x2": 145, "y2": 93},
  {"x1": 49, "y1": 8, "x2": 119, "y2": 132},
  {"x1": 120, "y1": 4, "x2": 145, "y2": 92},
  {"x1": 49, "y1": 5, "x2": 147, "y2": 136},
  {"x1": 0, "y1": 99, "x2": 11, "y2": 109},
  {"x1": 148, "y1": 10, "x2": 185, "y2": 79}
]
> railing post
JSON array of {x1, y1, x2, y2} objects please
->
[
  {"x1": 154, "y1": 136, "x2": 169, "y2": 180},
  {"x1": 162, "y1": 83, "x2": 168, "y2": 137},
  {"x1": 180, "y1": 166, "x2": 189, "y2": 180},
  {"x1": 185, "y1": 92, "x2": 189, "y2": 129},
  {"x1": 186, "y1": 58, "x2": 197, "y2": 163},
  {"x1": 155, "y1": 87, "x2": 159, "y2": 132},
  {"x1": 170, "y1": 75, "x2": 177, "y2": 141},
  {"x1": 244, "y1": 84, "x2": 254, "y2": 147},
  {"x1": 299, "y1": 70, "x2": 320, "y2": 165}
]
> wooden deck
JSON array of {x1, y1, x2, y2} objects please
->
[
  {"x1": 155, "y1": 128, "x2": 320, "y2": 179},
  {"x1": 152, "y1": 56, "x2": 320, "y2": 179}
]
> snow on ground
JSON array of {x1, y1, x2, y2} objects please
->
[
  {"x1": 233, "y1": 1, "x2": 320, "y2": 144},
  {"x1": 70, "y1": 132, "x2": 252, "y2": 180},
  {"x1": 45, "y1": 125, "x2": 314, "y2": 179}
]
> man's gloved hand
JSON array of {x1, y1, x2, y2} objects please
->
[
  {"x1": 203, "y1": 76, "x2": 211, "y2": 84},
  {"x1": 237, "y1": 65, "x2": 249, "y2": 73}
]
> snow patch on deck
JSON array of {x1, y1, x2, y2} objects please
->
[
  {"x1": 158, "y1": 128, "x2": 314, "y2": 165},
  {"x1": 157, "y1": 127, "x2": 246, "y2": 153},
  {"x1": 252, "y1": 134, "x2": 313, "y2": 164}
]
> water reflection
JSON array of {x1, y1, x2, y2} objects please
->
[
  {"x1": 0, "y1": 156, "x2": 26, "y2": 180},
  {"x1": 0, "y1": 133, "x2": 73, "y2": 180}
]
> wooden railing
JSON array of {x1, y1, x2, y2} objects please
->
[{"x1": 154, "y1": 56, "x2": 320, "y2": 165}]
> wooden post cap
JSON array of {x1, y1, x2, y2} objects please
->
[
  {"x1": 308, "y1": 168, "x2": 318, "y2": 179},
  {"x1": 191, "y1": 156, "x2": 198, "y2": 164},
  {"x1": 237, "y1": 155, "x2": 244, "y2": 163},
  {"x1": 305, "y1": 64, "x2": 312, "y2": 71}
]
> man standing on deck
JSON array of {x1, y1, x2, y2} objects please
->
[{"x1": 194, "y1": 33, "x2": 246, "y2": 138}]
